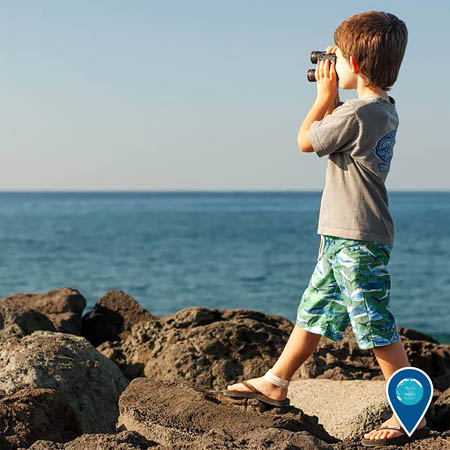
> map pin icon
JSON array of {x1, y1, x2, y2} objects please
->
[{"x1": 386, "y1": 367, "x2": 433, "y2": 437}]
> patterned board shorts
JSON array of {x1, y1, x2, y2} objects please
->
[{"x1": 296, "y1": 235, "x2": 400, "y2": 350}]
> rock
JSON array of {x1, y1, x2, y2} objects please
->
[
  {"x1": 0, "y1": 330, "x2": 129, "y2": 434},
  {"x1": 288, "y1": 379, "x2": 390, "y2": 441},
  {"x1": 0, "y1": 303, "x2": 55, "y2": 340},
  {"x1": 24, "y1": 431, "x2": 162, "y2": 449},
  {"x1": 287, "y1": 378, "x2": 450, "y2": 449},
  {"x1": 145, "y1": 308, "x2": 294, "y2": 389},
  {"x1": 297, "y1": 326, "x2": 450, "y2": 387},
  {"x1": 286, "y1": 379, "x2": 444, "y2": 442},
  {"x1": 0, "y1": 287, "x2": 446, "y2": 450},
  {"x1": 398, "y1": 328, "x2": 440, "y2": 344},
  {"x1": 187, "y1": 427, "x2": 336, "y2": 450},
  {"x1": 0, "y1": 287, "x2": 86, "y2": 336},
  {"x1": 97, "y1": 306, "x2": 293, "y2": 386},
  {"x1": 93, "y1": 303, "x2": 450, "y2": 394},
  {"x1": 333, "y1": 430, "x2": 450, "y2": 450},
  {"x1": 20, "y1": 378, "x2": 450, "y2": 450},
  {"x1": 432, "y1": 371, "x2": 450, "y2": 393},
  {"x1": 0, "y1": 388, "x2": 81, "y2": 450},
  {"x1": 432, "y1": 387, "x2": 450, "y2": 432},
  {"x1": 81, "y1": 290, "x2": 158, "y2": 347},
  {"x1": 117, "y1": 377, "x2": 337, "y2": 449}
]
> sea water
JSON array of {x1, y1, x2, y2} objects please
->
[{"x1": 0, "y1": 191, "x2": 448, "y2": 344}]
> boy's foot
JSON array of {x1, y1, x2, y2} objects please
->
[
  {"x1": 226, "y1": 375, "x2": 288, "y2": 401},
  {"x1": 363, "y1": 415, "x2": 427, "y2": 441}
]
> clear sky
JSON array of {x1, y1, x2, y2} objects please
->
[{"x1": 1, "y1": 1, "x2": 448, "y2": 191}]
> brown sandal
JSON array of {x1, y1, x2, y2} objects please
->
[
  {"x1": 361, "y1": 423, "x2": 431, "y2": 447},
  {"x1": 223, "y1": 381, "x2": 290, "y2": 407}
]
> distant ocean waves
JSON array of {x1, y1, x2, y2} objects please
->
[{"x1": 0, "y1": 191, "x2": 449, "y2": 344}]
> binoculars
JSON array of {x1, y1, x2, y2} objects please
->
[{"x1": 307, "y1": 51, "x2": 338, "y2": 82}]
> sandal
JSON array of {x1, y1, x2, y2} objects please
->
[
  {"x1": 361, "y1": 423, "x2": 431, "y2": 447},
  {"x1": 223, "y1": 369, "x2": 291, "y2": 407}
]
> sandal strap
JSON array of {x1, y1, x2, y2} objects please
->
[
  {"x1": 264, "y1": 369, "x2": 290, "y2": 388},
  {"x1": 376, "y1": 424, "x2": 406, "y2": 434},
  {"x1": 241, "y1": 381, "x2": 261, "y2": 393}
]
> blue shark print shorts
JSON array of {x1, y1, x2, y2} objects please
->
[{"x1": 296, "y1": 235, "x2": 400, "y2": 350}]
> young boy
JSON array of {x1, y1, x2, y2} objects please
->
[{"x1": 224, "y1": 11, "x2": 430, "y2": 446}]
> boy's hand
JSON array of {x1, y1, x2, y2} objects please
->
[{"x1": 315, "y1": 45, "x2": 338, "y2": 103}]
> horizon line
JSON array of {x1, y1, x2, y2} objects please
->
[{"x1": 0, "y1": 189, "x2": 449, "y2": 193}]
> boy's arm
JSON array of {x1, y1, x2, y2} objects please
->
[{"x1": 297, "y1": 96, "x2": 336, "y2": 152}]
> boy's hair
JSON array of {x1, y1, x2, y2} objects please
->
[{"x1": 334, "y1": 11, "x2": 408, "y2": 91}]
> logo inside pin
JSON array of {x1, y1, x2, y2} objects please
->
[
  {"x1": 396, "y1": 378, "x2": 424, "y2": 405},
  {"x1": 386, "y1": 367, "x2": 433, "y2": 437}
]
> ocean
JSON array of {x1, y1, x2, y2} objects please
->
[{"x1": 0, "y1": 191, "x2": 449, "y2": 344}]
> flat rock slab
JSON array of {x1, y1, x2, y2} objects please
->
[
  {"x1": 288, "y1": 379, "x2": 393, "y2": 441},
  {"x1": 117, "y1": 377, "x2": 338, "y2": 449}
]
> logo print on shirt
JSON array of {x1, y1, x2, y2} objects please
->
[{"x1": 375, "y1": 130, "x2": 396, "y2": 172}]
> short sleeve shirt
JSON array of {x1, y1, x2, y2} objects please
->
[{"x1": 309, "y1": 96, "x2": 399, "y2": 247}]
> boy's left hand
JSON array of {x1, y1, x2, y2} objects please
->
[{"x1": 315, "y1": 46, "x2": 338, "y2": 103}]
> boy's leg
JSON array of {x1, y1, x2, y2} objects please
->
[
  {"x1": 227, "y1": 235, "x2": 348, "y2": 400},
  {"x1": 226, "y1": 325, "x2": 321, "y2": 400},
  {"x1": 329, "y1": 239, "x2": 427, "y2": 441},
  {"x1": 364, "y1": 339, "x2": 427, "y2": 441},
  {"x1": 373, "y1": 339, "x2": 409, "y2": 380},
  {"x1": 271, "y1": 324, "x2": 322, "y2": 380}
]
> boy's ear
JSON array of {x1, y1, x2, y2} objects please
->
[{"x1": 350, "y1": 56, "x2": 360, "y2": 74}]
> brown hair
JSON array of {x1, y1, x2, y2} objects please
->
[{"x1": 334, "y1": 11, "x2": 408, "y2": 91}]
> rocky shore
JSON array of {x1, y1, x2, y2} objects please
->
[{"x1": 0, "y1": 287, "x2": 449, "y2": 449}]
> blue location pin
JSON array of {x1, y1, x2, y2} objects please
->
[{"x1": 386, "y1": 367, "x2": 433, "y2": 437}]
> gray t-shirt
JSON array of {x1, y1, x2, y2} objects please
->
[{"x1": 309, "y1": 95, "x2": 398, "y2": 247}]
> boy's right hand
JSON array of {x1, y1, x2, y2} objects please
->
[
  {"x1": 315, "y1": 46, "x2": 338, "y2": 104},
  {"x1": 326, "y1": 45, "x2": 340, "y2": 109}
]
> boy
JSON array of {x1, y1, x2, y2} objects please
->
[{"x1": 224, "y1": 11, "x2": 430, "y2": 446}]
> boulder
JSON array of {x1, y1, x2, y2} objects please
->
[
  {"x1": 23, "y1": 431, "x2": 162, "y2": 450},
  {"x1": 0, "y1": 303, "x2": 55, "y2": 340},
  {"x1": 96, "y1": 306, "x2": 293, "y2": 386},
  {"x1": 81, "y1": 290, "x2": 158, "y2": 347},
  {"x1": 0, "y1": 288, "x2": 446, "y2": 450},
  {"x1": 297, "y1": 326, "x2": 450, "y2": 387},
  {"x1": 117, "y1": 377, "x2": 337, "y2": 449},
  {"x1": 0, "y1": 388, "x2": 81, "y2": 450},
  {"x1": 93, "y1": 303, "x2": 450, "y2": 395},
  {"x1": 432, "y1": 386, "x2": 450, "y2": 432},
  {"x1": 19, "y1": 377, "x2": 450, "y2": 450},
  {"x1": 0, "y1": 287, "x2": 86, "y2": 337},
  {"x1": 286, "y1": 379, "x2": 443, "y2": 441},
  {"x1": 332, "y1": 431, "x2": 450, "y2": 450},
  {"x1": 0, "y1": 330, "x2": 129, "y2": 434}
]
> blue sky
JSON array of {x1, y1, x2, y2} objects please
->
[{"x1": 0, "y1": 1, "x2": 448, "y2": 191}]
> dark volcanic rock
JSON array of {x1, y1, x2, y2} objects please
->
[
  {"x1": 0, "y1": 303, "x2": 56, "y2": 340},
  {"x1": 0, "y1": 388, "x2": 81, "y2": 450},
  {"x1": 24, "y1": 431, "x2": 162, "y2": 449},
  {"x1": 0, "y1": 330, "x2": 129, "y2": 434},
  {"x1": 97, "y1": 306, "x2": 294, "y2": 386},
  {"x1": 81, "y1": 290, "x2": 158, "y2": 347},
  {"x1": 117, "y1": 377, "x2": 337, "y2": 449},
  {"x1": 0, "y1": 287, "x2": 446, "y2": 449},
  {"x1": 333, "y1": 430, "x2": 450, "y2": 450},
  {"x1": 0, "y1": 287, "x2": 86, "y2": 337},
  {"x1": 144, "y1": 308, "x2": 294, "y2": 389},
  {"x1": 432, "y1": 387, "x2": 450, "y2": 432},
  {"x1": 94, "y1": 303, "x2": 450, "y2": 394},
  {"x1": 298, "y1": 325, "x2": 450, "y2": 386}
]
